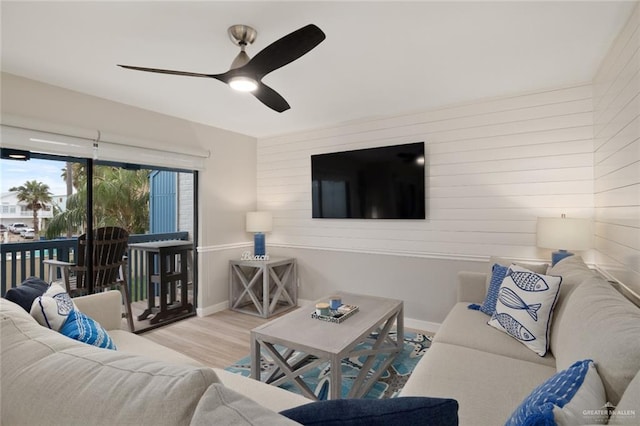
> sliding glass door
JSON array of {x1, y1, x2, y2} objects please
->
[{"x1": 1, "y1": 150, "x2": 198, "y2": 332}]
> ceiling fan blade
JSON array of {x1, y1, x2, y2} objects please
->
[
  {"x1": 252, "y1": 82, "x2": 290, "y2": 113},
  {"x1": 242, "y1": 24, "x2": 325, "y2": 79},
  {"x1": 118, "y1": 64, "x2": 216, "y2": 79}
]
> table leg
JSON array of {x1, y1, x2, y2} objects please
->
[
  {"x1": 396, "y1": 305, "x2": 404, "y2": 346},
  {"x1": 169, "y1": 253, "x2": 177, "y2": 305},
  {"x1": 268, "y1": 264, "x2": 295, "y2": 315},
  {"x1": 180, "y1": 251, "x2": 190, "y2": 311},
  {"x1": 263, "y1": 265, "x2": 269, "y2": 318},
  {"x1": 137, "y1": 251, "x2": 156, "y2": 321},
  {"x1": 330, "y1": 355, "x2": 342, "y2": 400},
  {"x1": 250, "y1": 333, "x2": 260, "y2": 380}
]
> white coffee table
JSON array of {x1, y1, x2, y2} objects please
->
[{"x1": 250, "y1": 291, "x2": 404, "y2": 400}]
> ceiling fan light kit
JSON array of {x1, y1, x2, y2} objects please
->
[
  {"x1": 118, "y1": 24, "x2": 325, "y2": 112},
  {"x1": 229, "y1": 76, "x2": 258, "y2": 92}
]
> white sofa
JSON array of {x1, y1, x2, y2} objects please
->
[
  {"x1": 400, "y1": 256, "x2": 640, "y2": 425},
  {"x1": 1, "y1": 289, "x2": 311, "y2": 425},
  {"x1": 3, "y1": 255, "x2": 639, "y2": 425}
]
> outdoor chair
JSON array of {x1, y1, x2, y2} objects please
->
[{"x1": 44, "y1": 226, "x2": 135, "y2": 332}]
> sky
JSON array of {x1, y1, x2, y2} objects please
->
[{"x1": 1, "y1": 158, "x2": 69, "y2": 196}]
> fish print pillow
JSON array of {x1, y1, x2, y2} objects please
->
[{"x1": 488, "y1": 264, "x2": 562, "y2": 356}]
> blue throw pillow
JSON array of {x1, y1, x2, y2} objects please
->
[
  {"x1": 479, "y1": 264, "x2": 508, "y2": 316},
  {"x1": 279, "y1": 397, "x2": 458, "y2": 426},
  {"x1": 59, "y1": 309, "x2": 116, "y2": 350},
  {"x1": 506, "y1": 359, "x2": 606, "y2": 426},
  {"x1": 4, "y1": 277, "x2": 49, "y2": 312}
]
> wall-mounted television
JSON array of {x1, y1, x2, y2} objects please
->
[{"x1": 311, "y1": 142, "x2": 425, "y2": 219}]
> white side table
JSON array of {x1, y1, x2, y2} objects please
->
[{"x1": 229, "y1": 257, "x2": 297, "y2": 318}]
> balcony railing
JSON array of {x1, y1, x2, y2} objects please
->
[{"x1": 0, "y1": 231, "x2": 189, "y2": 301}]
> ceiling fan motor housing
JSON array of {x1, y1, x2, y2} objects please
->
[{"x1": 228, "y1": 25, "x2": 257, "y2": 47}]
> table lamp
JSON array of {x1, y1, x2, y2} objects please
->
[
  {"x1": 246, "y1": 211, "x2": 273, "y2": 257},
  {"x1": 536, "y1": 215, "x2": 592, "y2": 266}
]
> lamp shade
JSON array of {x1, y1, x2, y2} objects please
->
[
  {"x1": 536, "y1": 217, "x2": 593, "y2": 250},
  {"x1": 246, "y1": 211, "x2": 273, "y2": 233}
]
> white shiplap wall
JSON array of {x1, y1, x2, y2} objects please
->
[
  {"x1": 593, "y1": 2, "x2": 640, "y2": 294},
  {"x1": 258, "y1": 84, "x2": 594, "y2": 262}
]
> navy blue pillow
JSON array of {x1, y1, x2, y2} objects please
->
[
  {"x1": 279, "y1": 397, "x2": 458, "y2": 426},
  {"x1": 479, "y1": 264, "x2": 508, "y2": 316},
  {"x1": 4, "y1": 277, "x2": 49, "y2": 312}
]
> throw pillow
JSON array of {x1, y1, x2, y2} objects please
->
[
  {"x1": 506, "y1": 360, "x2": 607, "y2": 426},
  {"x1": 59, "y1": 309, "x2": 116, "y2": 350},
  {"x1": 4, "y1": 277, "x2": 49, "y2": 312},
  {"x1": 478, "y1": 263, "x2": 509, "y2": 316},
  {"x1": 487, "y1": 264, "x2": 562, "y2": 356},
  {"x1": 29, "y1": 284, "x2": 76, "y2": 331},
  {"x1": 484, "y1": 256, "x2": 549, "y2": 292},
  {"x1": 280, "y1": 397, "x2": 459, "y2": 426}
]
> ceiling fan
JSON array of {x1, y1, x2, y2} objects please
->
[{"x1": 118, "y1": 24, "x2": 325, "y2": 113}]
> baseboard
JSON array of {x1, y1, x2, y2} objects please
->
[
  {"x1": 405, "y1": 318, "x2": 440, "y2": 334},
  {"x1": 297, "y1": 298, "x2": 314, "y2": 307},
  {"x1": 196, "y1": 300, "x2": 229, "y2": 317}
]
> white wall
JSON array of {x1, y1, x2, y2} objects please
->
[
  {"x1": 593, "y1": 2, "x2": 640, "y2": 295},
  {"x1": 258, "y1": 83, "x2": 595, "y2": 325},
  {"x1": 0, "y1": 72, "x2": 258, "y2": 311}
]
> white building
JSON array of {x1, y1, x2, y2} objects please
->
[{"x1": 0, "y1": 192, "x2": 55, "y2": 230}]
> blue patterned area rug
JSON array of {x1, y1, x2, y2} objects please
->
[{"x1": 225, "y1": 332, "x2": 431, "y2": 400}]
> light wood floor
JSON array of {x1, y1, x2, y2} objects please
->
[
  {"x1": 141, "y1": 308, "x2": 430, "y2": 369},
  {"x1": 141, "y1": 309, "x2": 291, "y2": 368}
]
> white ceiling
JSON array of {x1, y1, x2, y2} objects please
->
[{"x1": 1, "y1": 1, "x2": 635, "y2": 139}]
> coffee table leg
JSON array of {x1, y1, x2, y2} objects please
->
[
  {"x1": 250, "y1": 333, "x2": 260, "y2": 380},
  {"x1": 330, "y1": 355, "x2": 341, "y2": 400}
]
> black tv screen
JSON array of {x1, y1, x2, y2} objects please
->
[{"x1": 311, "y1": 142, "x2": 425, "y2": 219}]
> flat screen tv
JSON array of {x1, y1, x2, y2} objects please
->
[{"x1": 311, "y1": 142, "x2": 425, "y2": 219}]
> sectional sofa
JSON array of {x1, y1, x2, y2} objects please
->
[
  {"x1": 2, "y1": 255, "x2": 639, "y2": 425},
  {"x1": 1, "y1": 289, "x2": 311, "y2": 425},
  {"x1": 401, "y1": 255, "x2": 640, "y2": 425},
  {"x1": 2, "y1": 284, "x2": 458, "y2": 425}
]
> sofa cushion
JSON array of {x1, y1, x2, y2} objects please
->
[
  {"x1": 553, "y1": 276, "x2": 640, "y2": 405},
  {"x1": 280, "y1": 397, "x2": 459, "y2": 426},
  {"x1": 214, "y1": 369, "x2": 312, "y2": 413},
  {"x1": 110, "y1": 329, "x2": 205, "y2": 367},
  {"x1": 488, "y1": 265, "x2": 562, "y2": 356},
  {"x1": 547, "y1": 255, "x2": 597, "y2": 354},
  {"x1": 3, "y1": 276, "x2": 49, "y2": 312},
  {"x1": 400, "y1": 342, "x2": 556, "y2": 425},
  {"x1": 608, "y1": 370, "x2": 640, "y2": 425},
  {"x1": 434, "y1": 303, "x2": 555, "y2": 367},
  {"x1": 59, "y1": 308, "x2": 116, "y2": 350},
  {"x1": 2, "y1": 306, "x2": 220, "y2": 425},
  {"x1": 546, "y1": 255, "x2": 595, "y2": 287},
  {"x1": 506, "y1": 359, "x2": 606, "y2": 426},
  {"x1": 2, "y1": 300, "x2": 82, "y2": 377},
  {"x1": 0, "y1": 297, "x2": 36, "y2": 323},
  {"x1": 190, "y1": 383, "x2": 298, "y2": 426}
]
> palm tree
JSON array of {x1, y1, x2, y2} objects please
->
[
  {"x1": 46, "y1": 166, "x2": 150, "y2": 238},
  {"x1": 61, "y1": 162, "x2": 86, "y2": 190},
  {"x1": 9, "y1": 180, "x2": 53, "y2": 236}
]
